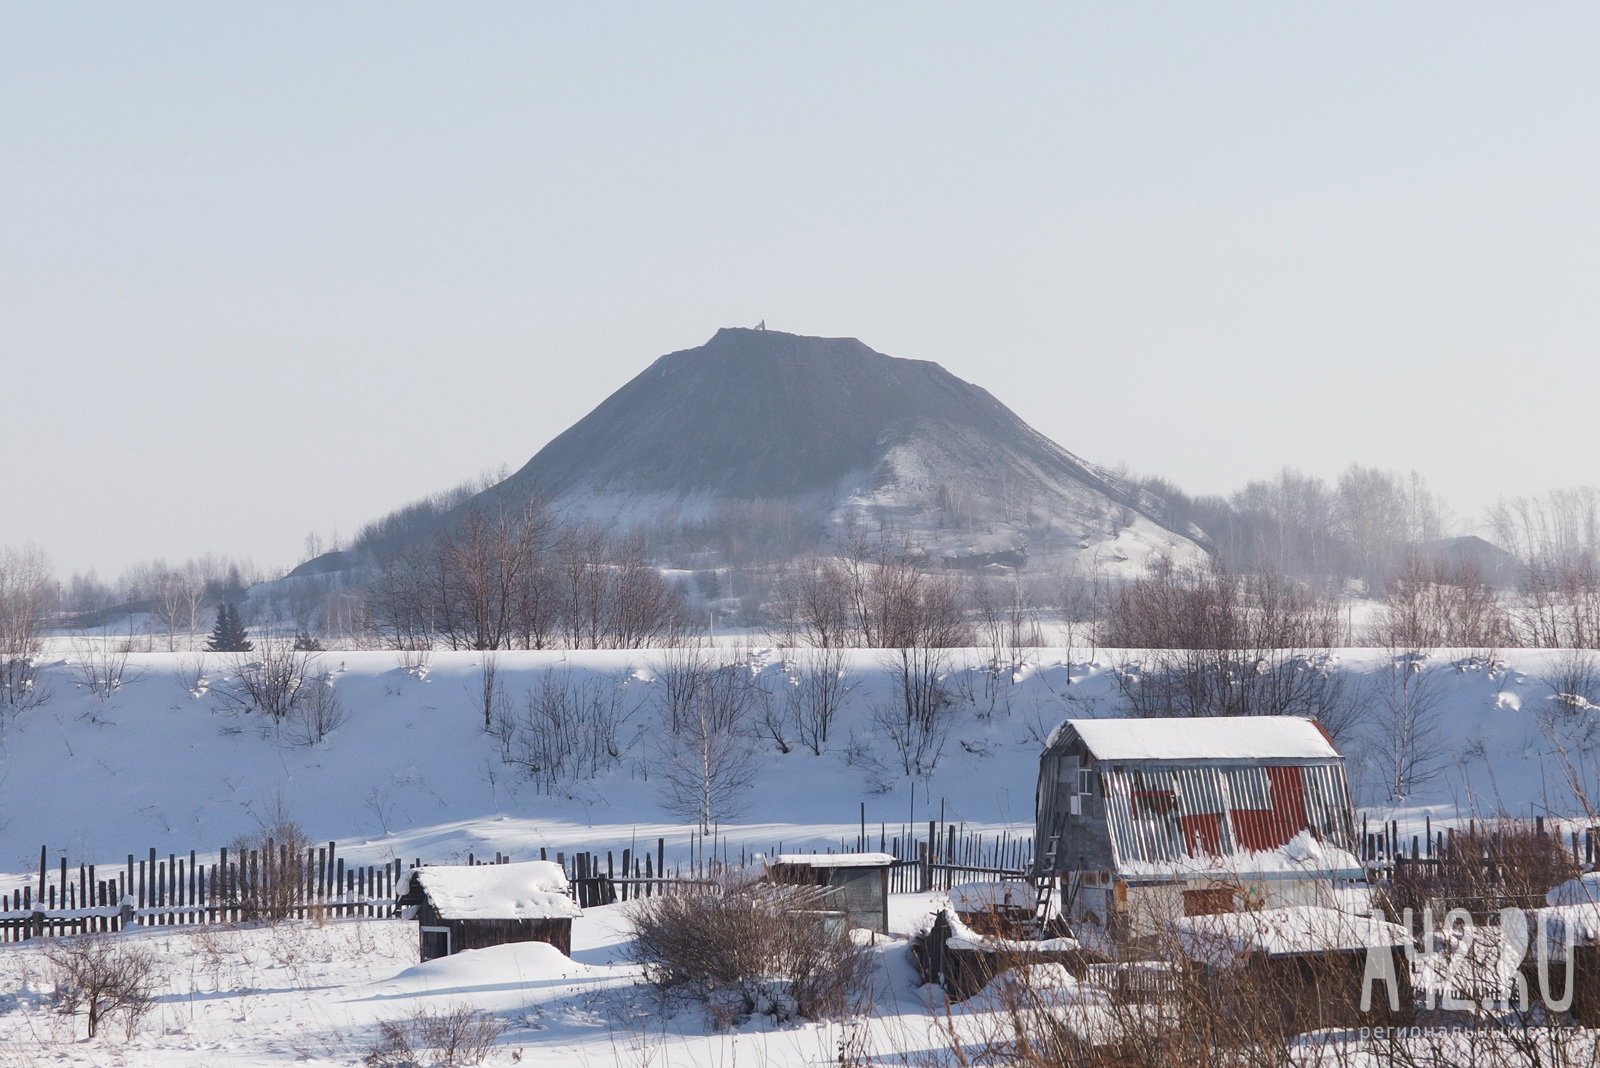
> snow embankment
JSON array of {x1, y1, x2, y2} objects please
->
[{"x1": 0, "y1": 645, "x2": 1590, "y2": 879}]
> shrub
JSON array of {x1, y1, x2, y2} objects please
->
[
  {"x1": 624, "y1": 879, "x2": 872, "y2": 1025},
  {"x1": 221, "y1": 644, "x2": 344, "y2": 744},
  {"x1": 364, "y1": 1003, "x2": 504, "y2": 1067},
  {"x1": 44, "y1": 932, "x2": 161, "y2": 1039},
  {"x1": 230, "y1": 814, "x2": 314, "y2": 922}
]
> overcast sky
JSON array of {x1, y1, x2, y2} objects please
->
[{"x1": 3, "y1": 4, "x2": 1598, "y2": 576}]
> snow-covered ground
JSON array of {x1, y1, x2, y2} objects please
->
[
  {"x1": 0, "y1": 894, "x2": 964, "y2": 1066},
  {"x1": 0, "y1": 643, "x2": 1593, "y2": 885},
  {"x1": 4, "y1": 642, "x2": 1600, "y2": 1063}
]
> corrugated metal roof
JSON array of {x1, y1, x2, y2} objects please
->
[
  {"x1": 1064, "y1": 716, "x2": 1339, "y2": 762},
  {"x1": 1099, "y1": 761, "x2": 1356, "y2": 872}
]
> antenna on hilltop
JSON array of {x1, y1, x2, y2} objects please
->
[{"x1": 754, "y1": 319, "x2": 766, "y2": 331}]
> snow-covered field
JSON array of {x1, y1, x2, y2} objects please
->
[
  {"x1": 0, "y1": 894, "x2": 964, "y2": 1066},
  {"x1": 4, "y1": 642, "x2": 1600, "y2": 1063}
]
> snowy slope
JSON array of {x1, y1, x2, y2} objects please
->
[{"x1": 0, "y1": 644, "x2": 1591, "y2": 881}]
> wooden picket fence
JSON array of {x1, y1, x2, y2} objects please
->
[
  {"x1": 1, "y1": 842, "x2": 404, "y2": 942},
  {"x1": 558, "y1": 823, "x2": 1036, "y2": 907},
  {"x1": 5, "y1": 823, "x2": 1039, "y2": 941}
]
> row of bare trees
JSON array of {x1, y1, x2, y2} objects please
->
[
  {"x1": 768, "y1": 537, "x2": 976, "y2": 650},
  {"x1": 1097, "y1": 558, "x2": 1354, "y2": 725},
  {"x1": 1141, "y1": 464, "x2": 1449, "y2": 590},
  {"x1": 367, "y1": 502, "x2": 685, "y2": 651},
  {"x1": 1368, "y1": 555, "x2": 1513, "y2": 649}
]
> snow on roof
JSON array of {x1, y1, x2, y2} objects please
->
[
  {"x1": 771, "y1": 852, "x2": 894, "y2": 868},
  {"x1": 1538, "y1": 903, "x2": 1600, "y2": 949},
  {"x1": 1063, "y1": 716, "x2": 1339, "y2": 762},
  {"x1": 1172, "y1": 905, "x2": 1408, "y2": 967},
  {"x1": 942, "y1": 904, "x2": 1078, "y2": 954},
  {"x1": 1548, "y1": 873, "x2": 1600, "y2": 907},
  {"x1": 400, "y1": 861, "x2": 581, "y2": 921},
  {"x1": 1115, "y1": 831, "x2": 1361, "y2": 881}
]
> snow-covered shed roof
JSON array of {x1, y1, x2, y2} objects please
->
[
  {"x1": 399, "y1": 861, "x2": 581, "y2": 921},
  {"x1": 771, "y1": 852, "x2": 894, "y2": 869},
  {"x1": 1057, "y1": 716, "x2": 1339, "y2": 763},
  {"x1": 1172, "y1": 905, "x2": 1408, "y2": 967}
]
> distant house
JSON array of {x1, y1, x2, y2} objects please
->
[
  {"x1": 1034, "y1": 717, "x2": 1359, "y2": 937},
  {"x1": 765, "y1": 853, "x2": 894, "y2": 934},
  {"x1": 397, "y1": 860, "x2": 581, "y2": 961}
]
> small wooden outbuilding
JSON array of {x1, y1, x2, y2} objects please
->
[
  {"x1": 1171, "y1": 905, "x2": 1414, "y2": 1034},
  {"x1": 766, "y1": 852, "x2": 893, "y2": 934},
  {"x1": 397, "y1": 860, "x2": 581, "y2": 961},
  {"x1": 1035, "y1": 716, "x2": 1360, "y2": 938}
]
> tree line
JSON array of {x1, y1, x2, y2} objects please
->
[{"x1": 366, "y1": 502, "x2": 684, "y2": 651}]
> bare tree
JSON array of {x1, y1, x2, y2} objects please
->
[
  {"x1": 477, "y1": 650, "x2": 500, "y2": 731},
  {"x1": 435, "y1": 501, "x2": 554, "y2": 651},
  {"x1": 369, "y1": 543, "x2": 437, "y2": 653},
  {"x1": 366, "y1": 1003, "x2": 505, "y2": 1068},
  {"x1": 655, "y1": 657, "x2": 760, "y2": 830},
  {"x1": 753, "y1": 666, "x2": 793, "y2": 754},
  {"x1": 495, "y1": 667, "x2": 638, "y2": 791},
  {"x1": 286, "y1": 669, "x2": 345, "y2": 745},
  {"x1": 150, "y1": 563, "x2": 206, "y2": 651},
  {"x1": 45, "y1": 933, "x2": 160, "y2": 1039},
  {"x1": 222, "y1": 641, "x2": 318, "y2": 721},
  {"x1": 69, "y1": 633, "x2": 140, "y2": 702},
  {"x1": 1369, "y1": 553, "x2": 1513, "y2": 649},
  {"x1": 874, "y1": 571, "x2": 970, "y2": 777},
  {"x1": 556, "y1": 523, "x2": 612, "y2": 650},
  {"x1": 0, "y1": 545, "x2": 54, "y2": 712},
  {"x1": 654, "y1": 642, "x2": 713, "y2": 734},
  {"x1": 625, "y1": 878, "x2": 872, "y2": 1023},
  {"x1": 788, "y1": 646, "x2": 852, "y2": 755},
  {"x1": 1334, "y1": 465, "x2": 1446, "y2": 590},
  {"x1": 606, "y1": 534, "x2": 681, "y2": 648},
  {"x1": 1103, "y1": 558, "x2": 1351, "y2": 725},
  {"x1": 1369, "y1": 649, "x2": 1445, "y2": 802},
  {"x1": 1489, "y1": 487, "x2": 1600, "y2": 648},
  {"x1": 772, "y1": 557, "x2": 854, "y2": 647}
]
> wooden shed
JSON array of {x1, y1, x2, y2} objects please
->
[
  {"x1": 1171, "y1": 905, "x2": 1415, "y2": 1034},
  {"x1": 765, "y1": 852, "x2": 893, "y2": 934},
  {"x1": 396, "y1": 860, "x2": 581, "y2": 961},
  {"x1": 1035, "y1": 716, "x2": 1360, "y2": 938}
]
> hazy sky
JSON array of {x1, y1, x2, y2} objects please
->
[{"x1": 4, "y1": 4, "x2": 1599, "y2": 577}]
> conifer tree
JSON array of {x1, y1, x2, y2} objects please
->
[{"x1": 206, "y1": 603, "x2": 252, "y2": 652}]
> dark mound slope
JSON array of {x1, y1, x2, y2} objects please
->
[{"x1": 496, "y1": 327, "x2": 1119, "y2": 505}]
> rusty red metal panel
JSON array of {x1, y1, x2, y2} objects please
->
[
  {"x1": 1179, "y1": 813, "x2": 1225, "y2": 856},
  {"x1": 1228, "y1": 766, "x2": 1311, "y2": 853}
]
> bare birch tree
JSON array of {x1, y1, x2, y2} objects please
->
[
  {"x1": 656, "y1": 657, "x2": 759, "y2": 830},
  {"x1": 1369, "y1": 648, "x2": 1444, "y2": 802},
  {"x1": 0, "y1": 545, "x2": 54, "y2": 712}
]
